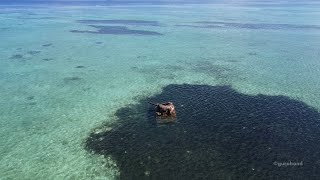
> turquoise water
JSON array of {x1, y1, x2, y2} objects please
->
[{"x1": 1, "y1": 3, "x2": 320, "y2": 179}]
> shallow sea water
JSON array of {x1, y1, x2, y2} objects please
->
[{"x1": 1, "y1": 2, "x2": 320, "y2": 179}]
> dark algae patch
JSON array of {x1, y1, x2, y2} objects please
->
[{"x1": 86, "y1": 84, "x2": 320, "y2": 180}]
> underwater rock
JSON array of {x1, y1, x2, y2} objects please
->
[{"x1": 86, "y1": 84, "x2": 320, "y2": 179}]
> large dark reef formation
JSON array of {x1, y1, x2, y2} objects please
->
[
  {"x1": 71, "y1": 25, "x2": 162, "y2": 36},
  {"x1": 176, "y1": 21, "x2": 320, "y2": 31},
  {"x1": 77, "y1": 19, "x2": 160, "y2": 26},
  {"x1": 71, "y1": 19, "x2": 163, "y2": 36},
  {"x1": 86, "y1": 84, "x2": 320, "y2": 180}
]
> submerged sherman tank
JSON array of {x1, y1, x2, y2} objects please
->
[{"x1": 149, "y1": 102, "x2": 176, "y2": 123}]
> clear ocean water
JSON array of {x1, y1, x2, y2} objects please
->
[{"x1": 1, "y1": 1, "x2": 320, "y2": 179}]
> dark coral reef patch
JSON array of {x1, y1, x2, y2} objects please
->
[
  {"x1": 195, "y1": 21, "x2": 320, "y2": 30},
  {"x1": 42, "y1": 43, "x2": 52, "y2": 47},
  {"x1": 77, "y1": 19, "x2": 160, "y2": 26},
  {"x1": 176, "y1": 21, "x2": 320, "y2": 31},
  {"x1": 27, "y1": 50, "x2": 41, "y2": 55},
  {"x1": 63, "y1": 76, "x2": 82, "y2": 82},
  {"x1": 42, "y1": 58, "x2": 53, "y2": 61},
  {"x1": 10, "y1": 54, "x2": 24, "y2": 59},
  {"x1": 86, "y1": 84, "x2": 320, "y2": 180},
  {"x1": 71, "y1": 25, "x2": 163, "y2": 36}
]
